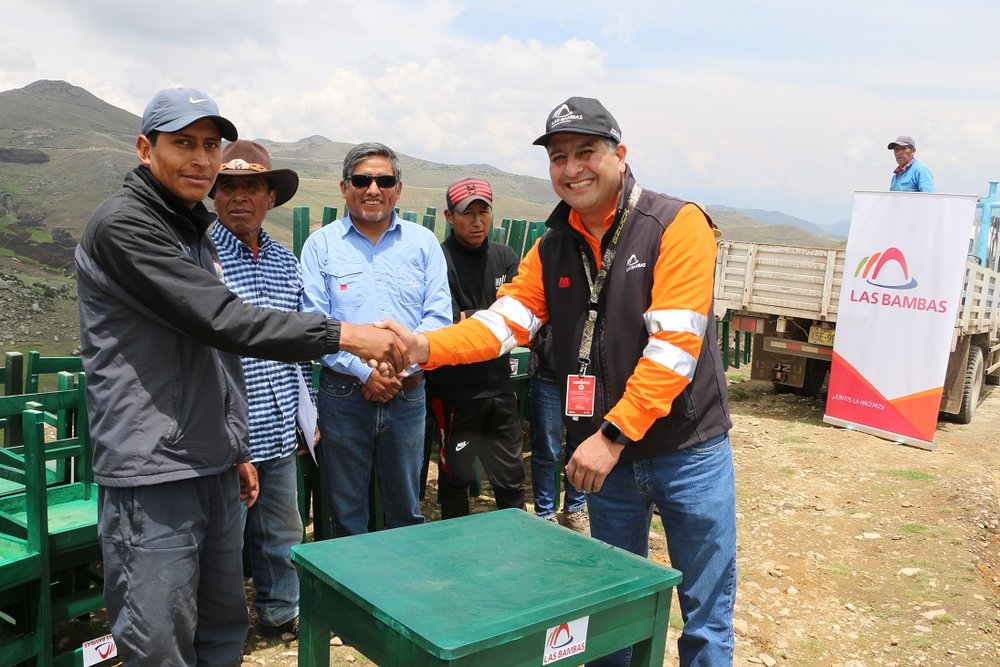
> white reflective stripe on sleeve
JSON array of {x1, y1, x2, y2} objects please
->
[
  {"x1": 490, "y1": 295, "x2": 543, "y2": 338},
  {"x1": 644, "y1": 309, "x2": 708, "y2": 336},
  {"x1": 471, "y1": 310, "x2": 520, "y2": 354},
  {"x1": 643, "y1": 339, "x2": 697, "y2": 380}
]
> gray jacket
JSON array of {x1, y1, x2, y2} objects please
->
[{"x1": 76, "y1": 166, "x2": 340, "y2": 487}]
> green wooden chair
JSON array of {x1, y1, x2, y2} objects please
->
[
  {"x1": 0, "y1": 408, "x2": 52, "y2": 667},
  {"x1": 507, "y1": 219, "x2": 528, "y2": 258},
  {"x1": 1, "y1": 352, "x2": 25, "y2": 447},
  {"x1": 524, "y1": 221, "x2": 547, "y2": 258},
  {"x1": 25, "y1": 352, "x2": 83, "y2": 394},
  {"x1": 0, "y1": 373, "x2": 105, "y2": 664}
]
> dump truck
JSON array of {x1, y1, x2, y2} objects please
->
[{"x1": 713, "y1": 182, "x2": 1000, "y2": 424}]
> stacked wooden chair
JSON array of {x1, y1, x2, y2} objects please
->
[
  {"x1": 0, "y1": 367, "x2": 104, "y2": 665},
  {"x1": 0, "y1": 408, "x2": 53, "y2": 665}
]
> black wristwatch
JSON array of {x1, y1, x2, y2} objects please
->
[{"x1": 600, "y1": 420, "x2": 630, "y2": 446}]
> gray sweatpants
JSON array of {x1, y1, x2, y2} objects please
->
[{"x1": 99, "y1": 469, "x2": 249, "y2": 666}]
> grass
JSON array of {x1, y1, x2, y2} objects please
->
[
  {"x1": 886, "y1": 469, "x2": 935, "y2": 482},
  {"x1": 779, "y1": 435, "x2": 807, "y2": 444},
  {"x1": 899, "y1": 523, "x2": 929, "y2": 535},
  {"x1": 824, "y1": 561, "x2": 853, "y2": 578},
  {"x1": 27, "y1": 227, "x2": 53, "y2": 243},
  {"x1": 729, "y1": 386, "x2": 749, "y2": 401}
]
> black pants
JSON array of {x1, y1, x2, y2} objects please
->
[{"x1": 430, "y1": 393, "x2": 526, "y2": 519}]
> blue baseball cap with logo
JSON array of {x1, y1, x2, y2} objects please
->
[{"x1": 141, "y1": 87, "x2": 238, "y2": 141}]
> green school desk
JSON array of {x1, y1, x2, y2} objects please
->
[{"x1": 291, "y1": 509, "x2": 682, "y2": 666}]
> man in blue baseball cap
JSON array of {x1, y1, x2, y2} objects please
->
[{"x1": 76, "y1": 87, "x2": 407, "y2": 665}]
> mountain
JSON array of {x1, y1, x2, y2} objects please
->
[
  {"x1": 709, "y1": 204, "x2": 847, "y2": 242},
  {"x1": 0, "y1": 80, "x2": 559, "y2": 271},
  {"x1": 706, "y1": 208, "x2": 844, "y2": 248},
  {"x1": 823, "y1": 217, "x2": 852, "y2": 237},
  {"x1": 0, "y1": 80, "x2": 845, "y2": 274}
]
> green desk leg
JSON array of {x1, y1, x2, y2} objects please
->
[
  {"x1": 629, "y1": 587, "x2": 673, "y2": 666},
  {"x1": 299, "y1": 575, "x2": 329, "y2": 667}
]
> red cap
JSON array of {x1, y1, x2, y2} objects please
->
[{"x1": 446, "y1": 178, "x2": 493, "y2": 212}]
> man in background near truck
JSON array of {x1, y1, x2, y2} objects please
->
[
  {"x1": 888, "y1": 135, "x2": 935, "y2": 192},
  {"x1": 384, "y1": 96, "x2": 737, "y2": 666},
  {"x1": 75, "y1": 87, "x2": 405, "y2": 666}
]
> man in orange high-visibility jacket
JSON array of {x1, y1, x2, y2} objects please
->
[{"x1": 387, "y1": 96, "x2": 736, "y2": 667}]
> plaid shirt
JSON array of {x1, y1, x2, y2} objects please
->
[{"x1": 210, "y1": 221, "x2": 307, "y2": 462}]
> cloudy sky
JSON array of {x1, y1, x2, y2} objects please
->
[{"x1": 3, "y1": 0, "x2": 1000, "y2": 225}]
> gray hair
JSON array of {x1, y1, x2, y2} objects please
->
[{"x1": 341, "y1": 142, "x2": 402, "y2": 182}]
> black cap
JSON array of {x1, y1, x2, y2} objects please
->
[{"x1": 532, "y1": 96, "x2": 622, "y2": 146}]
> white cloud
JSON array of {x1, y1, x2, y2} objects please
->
[{"x1": 3, "y1": 0, "x2": 1000, "y2": 224}]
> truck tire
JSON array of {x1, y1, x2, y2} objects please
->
[
  {"x1": 796, "y1": 359, "x2": 829, "y2": 397},
  {"x1": 955, "y1": 347, "x2": 984, "y2": 424}
]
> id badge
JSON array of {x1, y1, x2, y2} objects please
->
[{"x1": 565, "y1": 374, "x2": 596, "y2": 417}]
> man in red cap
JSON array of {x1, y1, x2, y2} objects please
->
[{"x1": 426, "y1": 177, "x2": 525, "y2": 519}]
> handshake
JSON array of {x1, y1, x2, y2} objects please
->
[{"x1": 340, "y1": 319, "x2": 430, "y2": 377}]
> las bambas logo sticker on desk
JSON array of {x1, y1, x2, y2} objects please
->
[
  {"x1": 82, "y1": 633, "x2": 118, "y2": 666},
  {"x1": 542, "y1": 615, "x2": 589, "y2": 665}
]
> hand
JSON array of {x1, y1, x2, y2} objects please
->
[
  {"x1": 367, "y1": 358, "x2": 393, "y2": 378},
  {"x1": 340, "y1": 321, "x2": 406, "y2": 371},
  {"x1": 360, "y1": 369, "x2": 402, "y2": 403},
  {"x1": 565, "y1": 430, "x2": 625, "y2": 493},
  {"x1": 313, "y1": 426, "x2": 321, "y2": 447},
  {"x1": 237, "y1": 462, "x2": 260, "y2": 507},
  {"x1": 379, "y1": 319, "x2": 430, "y2": 365}
]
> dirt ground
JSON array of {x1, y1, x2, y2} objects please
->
[{"x1": 55, "y1": 371, "x2": 1000, "y2": 666}]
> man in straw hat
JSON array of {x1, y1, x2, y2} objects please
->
[
  {"x1": 76, "y1": 88, "x2": 405, "y2": 665},
  {"x1": 209, "y1": 140, "x2": 309, "y2": 639}
]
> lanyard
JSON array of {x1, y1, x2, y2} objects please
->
[{"x1": 576, "y1": 182, "x2": 643, "y2": 375}]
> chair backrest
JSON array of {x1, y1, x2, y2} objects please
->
[
  {"x1": 1, "y1": 352, "x2": 25, "y2": 446},
  {"x1": 15, "y1": 409, "x2": 50, "y2": 556},
  {"x1": 0, "y1": 373, "x2": 91, "y2": 489},
  {"x1": 25, "y1": 351, "x2": 83, "y2": 393},
  {"x1": 507, "y1": 219, "x2": 528, "y2": 258}
]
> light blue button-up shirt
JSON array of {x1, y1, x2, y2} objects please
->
[{"x1": 300, "y1": 212, "x2": 452, "y2": 380}]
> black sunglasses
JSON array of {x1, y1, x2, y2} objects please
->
[{"x1": 349, "y1": 174, "x2": 398, "y2": 189}]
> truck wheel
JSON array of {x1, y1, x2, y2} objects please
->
[
  {"x1": 795, "y1": 359, "x2": 829, "y2": 397},
  {"x1": 955, "y1": 347, "x2": 984, "y2": 424}
]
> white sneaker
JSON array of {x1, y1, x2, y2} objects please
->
[{"x1": 564, "y1": 509, "x2": 591, "y2": 535}]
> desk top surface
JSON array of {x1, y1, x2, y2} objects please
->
[{"x1": 292, "y1": 509, "x2": 681, "y2": 656}]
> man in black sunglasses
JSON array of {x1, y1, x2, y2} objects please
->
[{"x1": 300, "y1": 142, "x2": 452, "y2": 537}]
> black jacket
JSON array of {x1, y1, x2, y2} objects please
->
[
  {"x1": 538, "y1": 169, "x2": 732, "y2": 462},
  {"x1": 76, "y1": 166, "x2": 340, "y2": 486},
  {"x1": 427, "y1": 235, "x2": 519, "y2": 399}
]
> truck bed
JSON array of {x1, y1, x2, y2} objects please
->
[{"x1": 713, "y1": 240, "x2": 999, "y2": 336}]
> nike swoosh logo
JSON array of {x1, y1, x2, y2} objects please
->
[
  {"x1": 189, "y1": 97, "x2": 208, "y2": 104},
  {"x1": 454, "y1": 441, "x2": 469, "y2": 452}
]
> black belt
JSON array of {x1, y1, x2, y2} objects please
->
[{"x1": 322, "y1": 367, "x2": 424, "y2": 390}]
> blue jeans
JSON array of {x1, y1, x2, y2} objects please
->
[
  {"x1": 528, "y1": 378, "x2": 585, "y2": 517},
  {"x1": 318, "y1": 372, "x2": 426, "y2": 536},
  {"x1": 240, "y1": 452, "x2": 302, "y2": 627},
  {"x1": 586, "y1": 435, "x2": 736, "y2": 667}
]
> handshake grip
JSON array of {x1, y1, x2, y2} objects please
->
[{"x1": 338, "y1": 319, "x2": 430, "y2": 377}]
